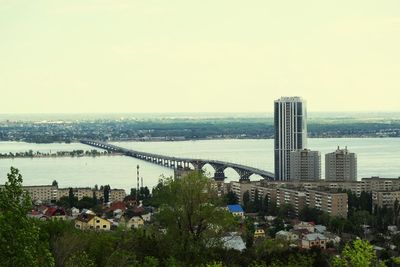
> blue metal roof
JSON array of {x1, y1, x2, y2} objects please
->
[{"x1": 227, "y1": 204, "x2": 244, "y2": 213}]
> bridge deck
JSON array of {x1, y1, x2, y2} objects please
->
[{"x1": 80, "y1": 140, "x2": 274, "y2": 180}]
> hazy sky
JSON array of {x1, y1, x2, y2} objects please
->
[{"x1": 1, "y1": 1, "x2": 399, "y2": 114}]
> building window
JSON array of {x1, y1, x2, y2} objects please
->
[{"x1": 103, "y1": 225, "x2": 107, "y2": 228}]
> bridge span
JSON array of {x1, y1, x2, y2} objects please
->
[{"x1": 81, "y1": 140, "x2": 274, "y2": 181}]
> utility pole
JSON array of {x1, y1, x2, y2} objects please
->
[{"x1": 136, "y1": 165, "x2": 139, "y2": 201}]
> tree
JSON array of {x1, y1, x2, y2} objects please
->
[
  {"x1": 65, "y1": 251, "x2": 95, "y2": 267},
  {"x1": 68, "y1": 187, "x2": 78, "y2": 207},
  {"x1": 225, "y1": 191, "x2": 238, "y2": 205},
  {"x1": 152, "y1": 171, "x2": 236, "y2": 264},
  {"x1": 104, "y1": 185, "x2": 111, "y2": 203},
  {"x1": 260, "y1": 194, "x2": 269, "y2": 215},
  {"x1": 243, "y1": 190, "x2": 252, "y2": 212},
  {"x1": 0, "y1": 167, "x2": 55, "y2": 266},
  {"x1": 244, "y1": 217, "x2": 255, "y2": 248},
  {"x1": 332, "y1": 239, "x2": 382, "y2": 267},
  {"x1": 52, "y1": 180, "x2": 58, "y2": 187}
]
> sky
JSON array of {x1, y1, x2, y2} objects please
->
[{"x1": 1, "y1": 0, "x2": 399, "y2": 114}]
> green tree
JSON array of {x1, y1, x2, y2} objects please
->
[
  {"x1": 104, "y1": 185, "x2": 111, "y2": 203},
  {"x1": 152, "y1": 171, "x2": 235, "y2": 264},
  {"x1": 68, "y1": 187, "x2": 78, "y2": 207},
  {"x1": 225, "y1": 191, "x2": 238, "y2": 205},
  {"x1": 0, "y1": 167, "x2": 55, "y2": 266},
  {"x1": 65, "y1": 251, "x2": 95, "y2": 267},
  {"x1": 332, "y1": 239, "x2": 382, "y2": 267},
  {"x1": 244, "y1": 217, "x2": 255, "y2": 248}
]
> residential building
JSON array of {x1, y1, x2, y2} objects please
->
[
  {"x1": 75, "y1": 214, "x2": 111, "y2": 230},
  {"x1": 230, "y1": 181, "x2": 252, "y2": 204},
  {"x1": 43, "y1": 207, "x2": 67, "y2": 220},
  {"x1": 127, "y1": 216, "x2": 145, "y2": 229},
  {"x1": 301, "y1": 233, "x2": 327, "y2": 249},
  {"x1": 254, "y1": 229, "x2": 266, "y2": 239},
  {"x1": 276, "y1": 187, "x2": 307, "y2": 215},
  {"x1": 23, "y1": 185, "x2": 58, "y2": 203},
  {"x1": 293, "y1": 221, "x2": 315, "y2": 233},
  {"x1": 372, "y1": 190, "x2": 400, "y2": 209},
  {"x1": 227, "y1": 204, "x2": 245, "y2": 218},
  {"x1": 274, "y1": 96, "x2": 307, "y2": 181},
  {"x1": 275, "y1": 230, "x2": 299, "y2": 242},
  {"x1": 109, "y1": 189, "x2": 126, "y2": 202},
  {"x1": 306, "y1": 189, "x2": 348, "y2": 218},
  {"x1": 290, "y1": 149, "x2": 321, "y2": 180},
  {"x1": 325, "y1": 147, "x2": 357, "y2": 181}
]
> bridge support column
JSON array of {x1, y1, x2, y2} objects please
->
[
  {"x1": 211, "y1": 164, "x2": 226, "y2": 181},
  {"x1": 234, "y1": 168, "x2": 252, "y2": 183},
  {"x1": 191, "y1": 161, "x2": 206, "y2": 171}
]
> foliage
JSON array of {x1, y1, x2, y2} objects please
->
[
  {"x1": 152, "y1": 171, "x2": 236, "y2": 264},
  {"x1": 332, "y1": 239, "x2": 382, "y2": 267},
  {"x1": 65, "y1": 251, "x2": 95, "y2": 267},
  {"x1": 0, "y1": 167, "x2": 55, "y2": 266},
  {"x1": 103, "y1": 184, "x2": 111, "y2": 203},
  {"x1": 225, "y1": 191, "x2": 238, "y2": 205}
]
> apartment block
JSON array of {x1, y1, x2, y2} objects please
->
[
  {"x1": 23, "y1": 185, "x2": 58, "y2": 203},
  {"x1": 325, "y1": 147, "x2": 357, "y2": 181},
  {"x1": 109, "y1": 189, "x2": 126, "y2": 202},
  {"x1": 372, "y1": 190, "x2": 400, "y2": 209},
  {"x1": 306, "y1": 189, "x2": 348, "y2": 218},
  {"x1": 276, "y1": 187, "x2": 307, "y2": 215},
  {"x1": 290, "y1": 149, "x2": 321, "y2": 181},
  {"x1": 230, "y1": 181, "x2": 253, "y2": 204}
]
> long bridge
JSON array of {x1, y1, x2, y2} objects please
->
[{"x1": 81, "y1": 140, "x2": 274, "y2": 181}]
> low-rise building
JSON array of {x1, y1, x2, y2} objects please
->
[
  {"x1": 254, "y1": 229, "x2": 266, "y2": 239},
  {"x1": 301, "y1": 233, "x2": 327, "y2": 250},
  {"x1": 227, "y1": 204, "x2": 244, "y2": 218},
  {"x1": 293, "y1": 221, "x2": 315, "y2": 233},
  {"x1": 127, "y1": 216, "x2": 145, "y2": 229},
  {"x1": 275, "y1": 230, "x2": 299, "y2": 242},
  {"x1": 75, "y1": 214, "x2": 112, "y2": 231},
  {"x1": 44, "y1": 207, "x2": 67, "y2": 220}
]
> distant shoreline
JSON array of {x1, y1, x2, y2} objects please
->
[
  {"x1": 0, "y1": 151, "x2": 121, "y2": 159},
  {"x1": 0, "y1": 135, "x2": 398, "y2": 146}
]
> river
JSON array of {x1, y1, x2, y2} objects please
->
[{"x1": 0, "y1": 138, "x2": 399, "y2": 192}]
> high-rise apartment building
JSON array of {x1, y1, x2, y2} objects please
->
[
  {"x1": 325, "y1": 147, "x2": 357, "y2": 181},
  {"x1": 274, "y1": 96, "x2": 307, "y2": 180},
  {"x1": 290, "y1": 149, "x2": 321, "y2": 180}
]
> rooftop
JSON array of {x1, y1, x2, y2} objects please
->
[{"x1": 227, "y1": 204, "x2": 244, "y2": 213}]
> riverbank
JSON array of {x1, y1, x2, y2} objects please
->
[{"x1": 0, "y1": 150, "x2": 120, "y2": 159}]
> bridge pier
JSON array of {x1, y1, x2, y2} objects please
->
[
  {"x1": 191, "y1": 161, "x2": 206, "y2": 171},
  {"x1": 211, "y1": 163, "x2": 226, "y2": 181},
  {"x1": 234, "y1": 168, "x2": 253, "y2": 182}
]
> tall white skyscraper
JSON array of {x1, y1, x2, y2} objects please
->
[{"x1": 274, "y1": 96, "x2": 307, "y2": 180}]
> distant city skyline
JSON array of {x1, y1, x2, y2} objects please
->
[{"x1": 1, "y1": 1, "x2": 400, "y2": 114}]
